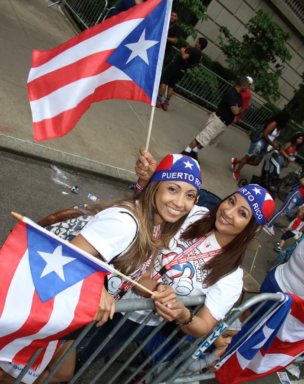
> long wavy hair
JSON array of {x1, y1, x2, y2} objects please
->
[
  {"x1": 90, "y1": 181, "x2": 192, "y2": 275},
  {"x1": 181, "y1": 195, "x2": 260, "y2": 286}
]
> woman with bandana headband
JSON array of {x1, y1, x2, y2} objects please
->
[
  {"x1": 17, "y1": 153, "x2": 202, "y2": 384},
  {"x1": 133, "y1": 149, "x2": 275, "y2": 338},
  {"x1": 74, "y1": 152, "x2": 275, "y2": 374}
]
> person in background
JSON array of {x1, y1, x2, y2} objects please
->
[
  {"x1": 163, "y1": 11, "x2": 181, "y2": 66},
  {"x1": 277, "y1": 132, "x2": 304, "y2": 170},
  {"x1": 106, "y1": 0, "x2": 145, "y2": 18},
  {"x1": 273, "y1": 205, "x2": 304, "y2": 252},
  {"x1": 231, "y1": 111, "x2": 290, "y2": 182},
  {"x1": 264, "y1": 176, "x2": 304, "y2": 236},
  {"x1": 234, "y1": 76, "x2": 253, "y2": 123},
  {"x1": 157, "y1": 37, "x2": 208, "y2": 111},
  {"x1": 260, "y1": 237, "x2": 304, "y2": 299},
  {"x1": 181, "y1": 77, "x2": 251, "y2": 160}
]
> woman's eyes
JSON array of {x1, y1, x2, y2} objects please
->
[
  {"x1": 239, "y1": 210, "x2": 248, "y2": 218},
  {"x1": 187, "y1": 193, "x2": 196, "y2": 200},
  {"x1": 228, "y1": 197, "x2": 235, "y2": 205},
  {"x1": 168, "y1": 186, "x2": 177, "y2": 192}
]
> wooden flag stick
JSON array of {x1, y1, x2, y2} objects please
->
[
  {"x1": 145, "y1": 105, "x2": 156, "y2": 151},
  {"x1": 11, "y1": 211, "x2": 153, "y2": 296}
]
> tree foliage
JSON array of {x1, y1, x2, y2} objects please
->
[
  {"x1": 218, "y1": 10, "x2": 292, "y2": 101},
  {"x1": 170, "y1": 0, "x2": 207, "y2": 40},
  {"x1": 286, "y1": 73, "x2": 304, "y2": 124}
]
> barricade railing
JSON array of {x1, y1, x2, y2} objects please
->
[
  {"x1": 61, "y1": 0, "x2": 112, "y2": 28},
  {"x1": 13, "y1": 292, "x2": 284, "y2": 384}
]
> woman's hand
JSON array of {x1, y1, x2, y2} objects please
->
[
  {"x1": 135, "y1": 147, "x2": 158, "y2": 182},
  {"x1": 94, "y1": 289, "x2": 115, "y2": 327},
  {"x1": 154, "y1": 299, "x2": 189, "y2": 323},
  {"x1": 151, "y1": 284, "x2": 176, "y2": 305}
]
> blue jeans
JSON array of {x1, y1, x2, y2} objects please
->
[
  {"x1": 247, "y1": 139, "x2": 267, "y2": 160},
  {"x1": 267, "y1": 188, "x2": 304, "y2": 227},
  {"x1": 77, "y1": 313, "x2": 155, "y2": 365}
]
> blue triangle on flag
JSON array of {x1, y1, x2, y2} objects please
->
[
  {"x1": 107, "y1": 0, "x2": 167, "y2": 99},
  {"x1": 27, "y1": 225, "x2": 102, "y2": 302}
]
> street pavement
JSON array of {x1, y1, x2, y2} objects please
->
[{"x1": 0, "y1": 1, "x2": 303, "y2": 383}]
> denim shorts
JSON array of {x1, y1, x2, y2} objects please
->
[{"x1": 247, "y1": 139, "x2": 267, "y2": 160}]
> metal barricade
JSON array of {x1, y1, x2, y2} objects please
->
[
  {"x1": 13, "y1": 292, "x2": 284, "y2": 384},
  {"x1": 61, "y1": 0, "x2": 111, "y2": 28}
]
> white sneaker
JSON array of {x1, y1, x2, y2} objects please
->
[{"x1": 263, "y1": 225, "x2": 275, "y2": 236}]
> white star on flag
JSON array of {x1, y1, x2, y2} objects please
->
[
  {"x1": 38, "y1": 245, "x2": 75, "y2": 281},
  {"x1": 125, "y1": 29, "x2": 158, "y2": 64},
  {"x1": 184, "y1": 160, "x2": 194, "y2": 169},
  {"x1": 252, "y1": 187, "x2": 261, "y2": 195}
]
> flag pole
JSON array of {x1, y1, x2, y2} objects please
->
[
  {"x1": 145, "y1": 105, "x2": 156, "y2": 151},
  {"x1": 11, "y1": 212, "x2": 153, "y2": 296}
]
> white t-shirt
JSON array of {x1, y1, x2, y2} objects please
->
[
  {"x1": 80, "y1": 206, "x2": 138, "y2": 263},
  {"x1": 126, "y1": 205, "x2": 243, "y2": 325},
  {"x1": 275, "y1": 240, "x2": 304, "y2": 298}
]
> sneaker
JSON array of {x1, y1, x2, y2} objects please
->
[
  {"x1": 232, "y1": 170, "x2": 240, "y2": 182},
  {"x1": 162, "y1": 100, "x2": 170, "y2": 111},
  {"x1": 273, "y1": 246, "x2": 282, "y2": 253},
  {"x1": 263, "y1": 225, "x2": 275, "y2": 236},
  {"x1": 231, "y1": 157, "x2": 238, "y2": 172},
  {"x1": 156, "y1": 98, "x2": 162, "y2": 108}
]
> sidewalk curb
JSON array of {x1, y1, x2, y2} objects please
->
[{"x1": 0, "y1": 134, "x2": 136, "y2": 183}]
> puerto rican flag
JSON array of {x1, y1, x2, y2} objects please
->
[
  {"x1": 0, "y1": 218, "x2": 110, "y2": 383},
  {"x1": 27, "y1": 0, "x2": 172, "y2": 141},
  {"x1": 216, "y1": 294, "x2": 304, "y2": 383}
]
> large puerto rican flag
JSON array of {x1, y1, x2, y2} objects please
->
[
  {"x1": 0, "y1": 217, "x2": 110, "y2": 383},
  {"x1": 215, "y1": 293, "x2": 304, "y2": 383},
  {"x1": 27, "y1": 0, "x2": 172, "y2": 141}
]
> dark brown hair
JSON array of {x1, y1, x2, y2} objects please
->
[{"x1": 181, "y1": 198, "x2": 260, "y2": 286}]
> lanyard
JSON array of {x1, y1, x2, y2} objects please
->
[
  {"x1": 153, "y1": 232, "x2": 222, "y2": 281},
  {"x1": 113, "y1": 224, "x2": 161, "y2": 300}
]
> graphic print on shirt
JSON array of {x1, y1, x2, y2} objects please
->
[{"x1": 153, "y1": 235, "x2": 215, "y2": 296}]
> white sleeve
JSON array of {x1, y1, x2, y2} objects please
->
[
  {"x1": 204, "y1": 268, "x2": 243, "y2": 321},
  {"x1": 80, "y1": 207, "x2": 138, "y2": 263}
]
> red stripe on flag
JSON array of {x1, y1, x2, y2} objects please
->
[
  {"x1": 0, "y1": 222, "x2": 28, "y2": 317},
  {"x1": 28, "y1": 51, "x2": 113, "y2": 101},
  {"x1": 262, "y1": 335, "x2": 304, "y2": 357},
  {"x1": 33, "y1": 80, "x2": 150, "y2": 141},
  {"x1": 289, "y1": 293, "x2": 304, "y2": 321},
  {"x1": 12, "y1": 271, "x2": 105, "y2": 365},
  {"x1": 0, "y1": 290, "x2": 54, "y2": 354},
  {"x1": 30, "y1": 0, "x2": 162, "y2": 67}
]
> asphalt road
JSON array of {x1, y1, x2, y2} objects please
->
[{"x1": 0, "y1": 149, "x2": 131, "y2": 245}]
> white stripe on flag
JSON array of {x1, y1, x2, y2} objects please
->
[
  {"x1": 0, "y1": 341, "x2": 59, "y2": 384},
  {"x1": 1, "y1": 279, "x2": 83, "y2": 360},
  {"x1": 278, "y1": 314, "x2": 304, "y2": 342},
  {"x1": 0, "y1": 251, "x2": 34, "y2": 336},
  {"x1": 28, "y1": 19, "x2": 143, "y2": 82},
  {"x1": 30, "y1": 66, "x2": 132, "y2": 122},
  {"x1": 238, "y1": 350, "x2": 301, "y2": 374}
]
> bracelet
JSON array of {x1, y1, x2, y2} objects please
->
[
  {"x1": 178, "y1": 309, "x2": 195, "y2": 326},
  {"x1": 135, "y1": 182, "x2": 145, "y2": 191}
]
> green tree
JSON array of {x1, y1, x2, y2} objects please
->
[
  {"x1": 173, "y1": 0, "x2": 207, "y2": 40},
  {"x1": 218, "y1": 10, "x2": 292, "y2": 101},
  {"x1": 285, "y1": 73, "x2": 304, "y2": 124}
]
